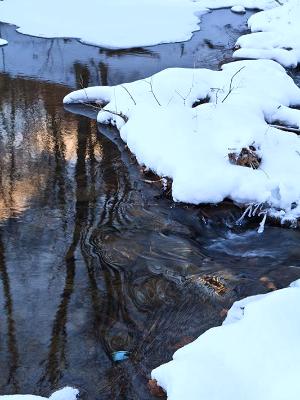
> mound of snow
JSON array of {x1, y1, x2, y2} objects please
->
[
  {"x1": 0, "y1": 387, "x2": 78, "y2": 400},
  {"x1": 0, "y1": 0, "x2": 284, "y2": 49},
  {"x1": 0, "y1": 38, "x2": 8, "y2": 46},
  {"x1": 200, "y1": 0, "x2": 285, "y2": 8},
  {"x1": 231, "y1": 5, "x2": 246, "y2": 13},
  {"x1": 64, "y1": 60, "x2": 300, "y2": 222},
  {"x1": 152, "y1": 279, "x2": 300, "y2": 400},
  {"x1": 234, "y1": 0, "x2": 300, "y2": 67}
]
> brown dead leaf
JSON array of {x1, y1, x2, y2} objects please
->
[{"x1": 148, "y1": 379, "x2": 166, "y2": 398}]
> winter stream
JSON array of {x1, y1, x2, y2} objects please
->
[{"x1": 0, "y1": 9, "x2": 300, "y2": 400}]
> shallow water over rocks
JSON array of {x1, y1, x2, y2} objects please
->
[{"x1": 0, "y1": 9, "x2": 300, "y2": 400}]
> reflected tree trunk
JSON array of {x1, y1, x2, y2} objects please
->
[
  {"x1": 41, "y1": 117, "x2": 90, "y2": 387},
  {"x1": 0, "y1": 230, "x2": 19, "y2": 392}
]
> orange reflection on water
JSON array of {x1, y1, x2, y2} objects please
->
[{"x1": 0, "y1": 74, "x2": 102, "y2": 222}]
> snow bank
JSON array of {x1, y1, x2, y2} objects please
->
[
  {"x1": 152, "y1": 279, "x2": 300, "y2": 400},
  {"x1": 0, "y1": 0, "x2": 282, "y2": 49},
  {"x1": 201, "y1": 0, "x2": 281, "y2": 9},
  {"x1": 64, "y1": 60, "x2": 300, "y2": 222},
  {"x1": 0, "y1": 387, "x2": 78, "y2": 400},
  {"x1": 0, "y1": 38, "x2": 8, "y2": 46},
  {"x1": 0, "y1": 0, "x2": 208, "y2": 49},
  {"x1": 231, "y1": 5, "x2": 246, "y2": 13},
  {"x1": 234, "y1": 0, "x2": 300, "y2": 67}
]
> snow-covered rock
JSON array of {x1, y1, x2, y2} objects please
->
[
  {"x1": 234, "y1": 0, "x2": 300, "y2": 67},
  {"x1": 0, "y1": 38, "x2": 8, "y2": 46},
  {"x1": 152, "y1": 279, "x2": 300, "y2": 400},
  {"x1": 0, "y1": 387, "x2": 78, "y2": 400},
  {"x1": 64, "y1": 59, "x2": 300, "y2": 223},
  {"x1": 0, "y1": 0, "x2": 284, "y2": 49}
]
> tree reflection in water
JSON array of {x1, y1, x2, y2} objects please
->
[
  {"x1": 0, "y1": 72, "x2": 227, "y2": 399},
  {"x1": 1, "y1": 32, "x2": 300, "y2": 399},
  {"x1": 0, "y1": 230, "x2": 19, "y2": 393}
]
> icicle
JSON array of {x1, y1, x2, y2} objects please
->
[
  {"x1": 252, "y1": 203, "x2": 261, "y2": 217},
  {"x1": 236, "y1": 204, "x2": 253, "y2": 225},
  {"x1": 257, "y1": 213, "x2": 267, "y2": 234}
]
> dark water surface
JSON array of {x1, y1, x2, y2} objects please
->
[
  {"x1": 1, "y1": 9, "x2": 253, "y2": 87},
  {"x1": 1, "y1": 9, "x2": 300, "y2": 400}
]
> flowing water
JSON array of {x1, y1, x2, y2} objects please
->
[{"x1": 0, "y1": 9, "x2": 300, "y2": 400}]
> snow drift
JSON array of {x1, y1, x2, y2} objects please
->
[
  {"x1": 152, "y1": 279, "x2": 300, "y2": 400},
  {"x1": 234, "y1": 0, "x2": 300, "y2": 67},
  {"x1": 64, "y1": 59, "x2": 300, "y2": 223}
]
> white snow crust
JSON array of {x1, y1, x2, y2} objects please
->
[
  {"x1": 231, "y1": 5, "x2": 247, "y2": 12},
  {"x1": 201, "y1": 0, "x2": 284, "y2": 8},
  {"x1": 0, "y1": 38, "x2": 8, "y2": 46},
  {"x1": 0, "y1": 0, "x2": 207, "y2": 49},
  {"x1": 64, "y1": 60, "x2": 300, "y2": 222},
  {"x1": 0, "y1": 387, "x2": 78, "y2": 400},
  {"x1": 152, "y1": 279, "x2": 300, "y2": 400},
  {"x1": 234, "y1": 0, "x2": 300, "y2": 67},
  {"x1": 0, "y1": 0, "x2": 282, "y2": 49}
]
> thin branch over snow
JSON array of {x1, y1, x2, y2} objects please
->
[
  {"x1": 175, "y1": 75, "x2": 195, "y2": 106},
  {"x1": 121, "y1": 85, "x2": 137, "y2": 105},
  {"x1": 144, "y1": 78, "x2": 161, "y2": 106},
  {"x1": 222, "y1": 66, "x2": 245, "y2": 103}
]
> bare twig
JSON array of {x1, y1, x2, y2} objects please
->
[
  {"x1": 78, "y1": 74, "x2": 93, "y2": 105},
  {"x1": 114, "y1": 88, "x2": 118, "y2": 111},
  {"x1": 144, "y1": 78, "x2": 161, "y2": 106},
  {"x1": 175, "y1": 90, "x2": 186, "y2": 104},
  {"x1": 121, "y1": 85, "x2": 137, "y2": 105},
  {"x1": 269, "y1": 124, "x2": 300, "y2": 134},
  {"x1": 210, "y1": 87, "x2": 223, "y2": 105},
  {"x1": 76, "y1": 77, "x2": 128, "y2": 122},
  {"x1": 175, "y1": 75, "x2": 195, "y2": 106},
  {"x1": 222, "y1": 66, "x2": 245, "y2": 103},
  {"x1": 76, "y1": 100, "x2": 128, "y2": 123},
  {"x1": 167, "y1": 95, "x2": 175, "y2": 106}
]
